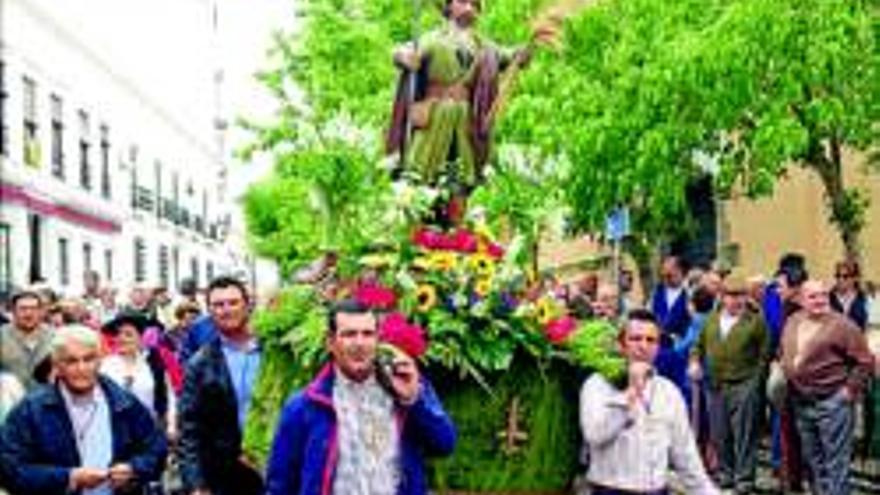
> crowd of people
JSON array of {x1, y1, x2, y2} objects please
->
[
  {"x1": 0, "y1": 251, "x2": 877, "y2": 495},
  {"x1": 572, "y1": 253, "x2": 879, "y2": 495}
]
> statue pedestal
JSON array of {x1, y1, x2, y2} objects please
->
[{"x1": 429, "y1": 357, "x2": 585, "y2": 493}]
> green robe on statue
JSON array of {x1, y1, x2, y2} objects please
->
[{"x1": 393, "y1": 25, "x2": 514, "y2": 191}]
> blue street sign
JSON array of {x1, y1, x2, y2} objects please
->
[{"x1": 605, "y1": 207, "x2": 630, "y2": 241}]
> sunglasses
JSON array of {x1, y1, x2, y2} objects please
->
[{"x1": 835, "y1": 273, "x2": 855, "y2": 279}]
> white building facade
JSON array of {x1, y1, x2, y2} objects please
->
[{"x1": 0, "y1": 0, "x2": 259, "y2": 298}]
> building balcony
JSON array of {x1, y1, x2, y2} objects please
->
[
  {"x1": 177, "y1": 208, "x2": 191, "y2": 228},
  {"x1": 193, "y1": 215, "x2": 204, "y2": 234},
  {"x1": 160, "y1": 198, "x2": 178, "y2": 223},
  {"x1": 132, "y1": 186, "x2": 154, "y2": 212}
]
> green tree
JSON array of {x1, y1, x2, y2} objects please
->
[
  {"x1": 244, "y1": 0, "x2": 877, "y2": 272},
  {"x1": 501, "y1": 0, "x2": 878, "y2": 259},
  {"x1": 241, "y1": 0, "x2": 551, "y2": 272},
  {"x1": 242, "y1": 120, "x2": 396, "y2": 277}
]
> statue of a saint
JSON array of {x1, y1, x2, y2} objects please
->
[{"x1": 386, "y1": 0, "x2": 530, "y2": 201}]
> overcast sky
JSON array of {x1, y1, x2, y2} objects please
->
[{"x1": 30, "y1": 0, "x2": 292, "y2": 182}]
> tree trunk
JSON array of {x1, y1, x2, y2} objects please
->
[
  {"x1": 625, "y1": 235, "x2": 659, "y2": 306},
  {"x1": 809, "y1": 137, "x2": 863, "y2": 261}
]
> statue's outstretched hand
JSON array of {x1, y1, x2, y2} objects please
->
[{"x1": 394, "y1": 43, "x2": 422, "y2": 71}]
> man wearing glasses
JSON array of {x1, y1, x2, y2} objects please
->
[{"x1": 580, "y1": 309, "x2": 718, "y2": 495}]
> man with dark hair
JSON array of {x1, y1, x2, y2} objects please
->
[
  {"x1": 580, "y1": 309, "x2": 718, "y2": 494},
  {"x1": 651, "y1": 255, "x2": 693, "y2": 401},
  {"x1": 652, "y1": 255, "x2": 692, "y2": 339},
  {"x1": 265, "y1": 299, "x2": 456, "y2": 495},
  {"x1": 178, "y1": 276, "x2": 263, "y2": 495},
  {"x1": 762, "y1": 253, "x2": 809, "y2": 490},
  {"x1": 0, "y1": 290, "x2": 53, "y2": 391}
]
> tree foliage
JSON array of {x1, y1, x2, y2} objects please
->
[
  {"x1": 502, "y1": 0, "x2": 878, "y2": 255},
  {"x1": 244, "y1": 0, "x2": 878, "y2": 271}
]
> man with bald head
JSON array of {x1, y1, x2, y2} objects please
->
[
  {"x1": 780, "y1": 279, "x2": 874, "y2": 495},
  {"x1": 0, "y1": 325, "x2": 166, "y2": 495}
]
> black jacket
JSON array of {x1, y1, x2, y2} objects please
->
[
  {"x1": 178, "y1": 337, "x2": 262, "y2": 495},
  {"x1": 830, "y1": 290, "x2": 869, "y2": 331}
]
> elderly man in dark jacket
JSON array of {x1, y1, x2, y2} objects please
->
[{"x1": 0, "y1": 324, "x2": 166, "y2": 495}]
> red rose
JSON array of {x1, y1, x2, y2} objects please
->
[
  {"x1": 450, "y1": 229, "x2": 478, "y2": 253},
  {"x1": 380, "y1": 312, "x2": 428, "y2": 358},
  {"x1": 354, "y1": 283, "x2": 397, "y2": 310},
  {"x1": 412, "y1": 227, "x2": 443, "y2": 250},
  {"x1": 545, "y1": 316, "x2": 577, "y2": 344},
  {"x1": 487, "y1": 242, "x2": 505, "y2": 259}
]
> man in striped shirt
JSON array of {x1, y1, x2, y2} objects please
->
[{"x1": 580, "y1": 309, "x2": 718, "y2": 495}]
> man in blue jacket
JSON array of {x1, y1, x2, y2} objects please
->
[
  {"x1": 651, "y1": 255, "x2": 692, "y2": 402},
  {"x1": 265, "y1": 299, "x2": 456, "y2": 495},
  {"x1": 0, "y1": 324, "x2": 167, "y2": 494}
]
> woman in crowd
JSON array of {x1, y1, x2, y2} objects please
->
[
  {"x1": 100, "y1": 311, "x2": 177, "y2": 440},
  {"x1": 831, "y1": 259, "x2": 869, "y2": 331}
]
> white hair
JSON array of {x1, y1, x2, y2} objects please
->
[{"x1": 51, "y1": 324, "x2": 101, "y2": 358}]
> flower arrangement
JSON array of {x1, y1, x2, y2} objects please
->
[{"x1": 353, "y1": 219, "x2": 624, "y2": 385}]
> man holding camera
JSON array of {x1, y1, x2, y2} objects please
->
[{"x1": 265, "y1": 299, "x2": 456, "y2": 495}]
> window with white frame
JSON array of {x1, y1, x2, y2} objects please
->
[
  {"x1": 104, "y1": 248, "x2": 113, "y2": 283},
  {"x1": 51, "y1": 94, "x2": 64, "y2": 178},
  {"x1": 159, "y1": 245, "x2": 169, "y2": 289},
  {"x1": 134, "y1": 237, "x2": 146, "y2": 283},
  {"x1": 0, "y1": 61, "x2": 8, "y2": 157},
  {"x1": 100, "y1": 124, "x2": 111, "y2": 198},
  {"x1": 23, "y1": 76, "x2": 38, "y2": 165},
  {"x1": 78, "y1": 109, "x2": 91, "y2": 190},
  {"x1": 58, "y1": 237, "x2": 70, "y2": 286},
  {"x1": 190, "y1": 256, "x2": 199, "y2": 287},
  {"x1": 0, "y1": 223, "x2": 10, "y2": 295},
  {"x1": 83, "y1": 242, "x2": 92, "y2": 274}
]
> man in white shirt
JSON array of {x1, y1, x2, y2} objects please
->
[{"x1": 580, "y1": 309, "x2": 718, "y2": 495}]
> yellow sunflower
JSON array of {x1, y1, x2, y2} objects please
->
[
  {"x1": 474, "y1": 277, "x2": 493, "y2": 298},
  {"x1": 535, "y1": 297, "x2": 559, "y2": 326},
  {"x1": 428, "y1": 251, "x2": 457, "y2": 271},
  {"x1": 468, "y1": 253, "x2": 495, "y2": 278},
  {"x1": 416, "y1": 284, "x2": 438, "y2": 312}
]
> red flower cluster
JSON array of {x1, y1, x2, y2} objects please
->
[
  {"x1": 544, "y1": 316, "x2": 577, "y2": 344},
  {"x1": 353, "y1": 282, "x2": 397, "y2": 310},
  {"x1": 380, "y1": 312, "x2": 428, "y2": 358},
  {"x1": 411, "y1": 227, "x2": 505, "y2": 259},
  {"x1": 485, "y1": 242, "x2": 505, "y2": 259},
  {"x1": 412, "y1": 227, "x2": 477, "y2": 253}
]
